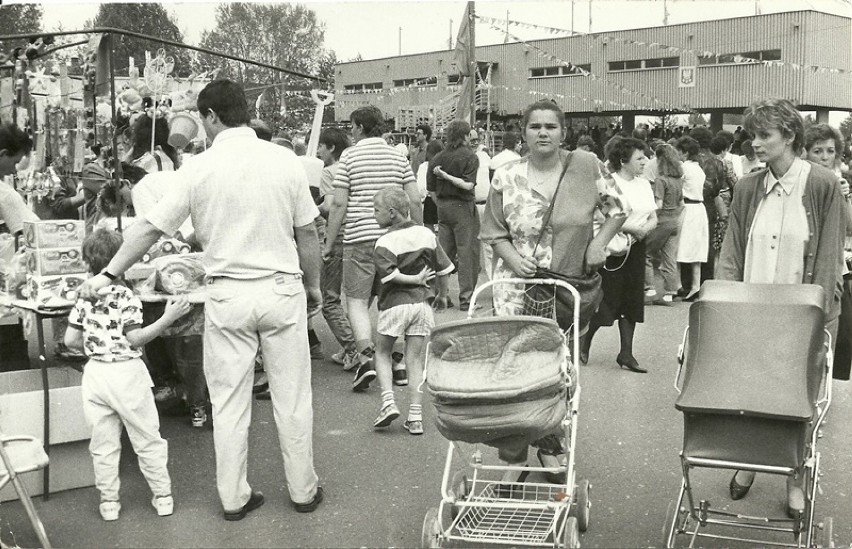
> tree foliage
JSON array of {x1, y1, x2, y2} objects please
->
[
  {"x1": 0, "y1": 4, "x2": 44, "y2": 57},
  {"x1": 199, "y1": 3, "x2": 332, "y2": 133},
  {"x1": 85, "y1": 3, "x2": 191, "y2": 77},
  {"x1": 838, "y1": 113, "x2": 852, "y2": 143}
]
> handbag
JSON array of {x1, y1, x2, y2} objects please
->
[{"x1": 522, "y1": 152, "x2": 603, "y2": 332}]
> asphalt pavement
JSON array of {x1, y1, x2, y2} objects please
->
[{"x1": 1, "y1": 280, "x2": 850, "y2": 548}]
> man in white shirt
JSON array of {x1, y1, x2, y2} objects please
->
[
  {"x1": 78, "y1": 80, "x2": 323, "y2": 520},
  {"x1": 489, "y1": 132, "x2": 521, "y2": 179}
]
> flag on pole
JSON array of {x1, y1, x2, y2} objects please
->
[{"x1": 453, "y1": 3, "x2": 473, "y2": 121}]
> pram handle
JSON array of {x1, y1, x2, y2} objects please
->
[{"x1": 469, "y1": 277, "x2": 581, "y2": 380}]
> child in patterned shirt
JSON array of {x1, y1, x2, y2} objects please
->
[
  {"x1": 64, "y1": 229, "x2": 191, "y2": 522},
  {"x1": 371, "y1": 188, "x2": 454, "y2": 434}
]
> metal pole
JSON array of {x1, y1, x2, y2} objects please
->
[
  {"x1": 505, "y1": 10, "x2": 509, "y2": 44},
  {"x1": 663, "y1": 0, "x2": 669, "y2": 25},
  {"x1": 571, "y1": 0, "x2": 575, "y2": 34},
  {"x1": 107, "y1": 34, "x2": 123, "y2": 233},
  {"x1": 449, "y1": 19, "x2": 453, "y2": 50},
  {"x1": 399, "y1": 27, "x2": 402, "y2": 56},
  {"x1": 588, "y1": 0, "x2": 593, "y2": 33},
  {"x1": 468, "y1": 1, "x2": 476, "y2": 128}
]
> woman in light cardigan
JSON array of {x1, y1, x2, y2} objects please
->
[{"x1": 716, "y1": 97, "x2": 845, "y2": 519}]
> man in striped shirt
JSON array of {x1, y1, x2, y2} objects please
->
[{"x1": 324, "y1": 106, "x2": 422, "y2": 392}]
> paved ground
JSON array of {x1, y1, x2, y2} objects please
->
[{"x1": 2, "y1": 281, "x2": 851, "y2": 548}]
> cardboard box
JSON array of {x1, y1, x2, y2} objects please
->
[
  {"x1": 26, "y1": 273, "x2": 87, "y2": 306},
  {"x1": 22, "y1": 220, "x2": 85, "y2": 249},
  {"x1": 25, "y1": 246, "x2": 86, "y2": 276},
  {"x1": 0, "y1": 367, "x2": 94, "y2": 502}
]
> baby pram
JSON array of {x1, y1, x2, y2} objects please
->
[
  {"x1": 420, "y1": 278, "x2": 589, "y2": 549},
  {"x1": 666, "y1": 280, "x2": 835, "y2": 548}
]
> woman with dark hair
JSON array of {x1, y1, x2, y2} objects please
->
[
  {"x1": 416, "y1": 139, "x2": 444, "y2": 232},
  {"x1": 427, "y1": 120, "x2": 480, "y2": 309},
  {"x1": 126, "y1": 115, "x2": 178, "y2": 172},
  {"x1": 718, "y1": 98, "x2": 845, "y2": 516},
  {"x1": 644, "y1": 143, "x2": 684, "y2": 305},
  {"x1": 675, "y1": 136, "x2": 709, "y2": 301},
  {"x1": 581, "y1": 136, "x2": 658, "y2": 373},
  {"x1": 804, "y1": 123, "x2": 852, "y2": 381}
]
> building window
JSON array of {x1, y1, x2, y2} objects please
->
[
  {"x1": 699, "y1": 49, "x2": 781, "y2": 65},
  {"x1": 447, "y1": 74, "x2": 461, "y2": 85},
  {"x1": 343, "y1": 82, "x2": 383, "y2": 94},
  {"x1": 393, "y1": 76, "x2": 437, "y2": 88},
  {"x1": 529, "y1": 64, "x2": 591, "y2": 79},
  {"x1": 608, "y1": 57, "x2": 678, "y2": 72}
]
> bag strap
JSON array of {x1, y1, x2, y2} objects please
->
[{"x1": 532, "y1": 152, "x2": 573, "y2": 256}]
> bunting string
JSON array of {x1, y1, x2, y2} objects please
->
[{"x1": 476, "y1": 14, "x2": 852, "y2": 76}]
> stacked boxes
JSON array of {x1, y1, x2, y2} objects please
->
[{"x1": 20, "y1": 220, "x2": 88, "y2": 306}]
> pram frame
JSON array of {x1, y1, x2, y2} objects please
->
[
  {"x1": 664, "y1": 326, "x2": 835, "y2": 548},
  {"x1": 421, "y1": 278, "x2": 587, "y2": 549}
]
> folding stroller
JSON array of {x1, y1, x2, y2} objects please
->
[
  {"x1": 420, "y1": 278, "x2": 590, "y2": 549},
  {"x1": 666, "y1": 280, "x2": 834, "y2": 548}
]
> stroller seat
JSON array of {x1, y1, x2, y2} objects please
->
[{"x1": 675, "y1": 281, "x2": 827, "y2": 468}]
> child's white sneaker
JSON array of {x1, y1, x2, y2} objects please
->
[
  {"x1": 152, "y1": 494, "x2": 174, "y2": 517},
  {"x1": 99, "y1": 500, "x2": 121, "y2": 521}
]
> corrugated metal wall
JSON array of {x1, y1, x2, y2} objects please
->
[{"x1": 335, "y1": 10, "x2": 851, "y2": 122}]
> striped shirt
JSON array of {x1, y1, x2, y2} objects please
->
[
  {"x1": 374, "y1": 221, "x2": 454, "y2": 311},
  {"x1": 334, "y1": 137, "x2": 416, "y2": 244}
]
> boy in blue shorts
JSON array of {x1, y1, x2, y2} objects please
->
[
  {"x1": 371, "y1": 188, "x2": 453, "y2": 434},
  {"x1": 64, "y1": 229, "x2": 192, "y2": 521}
]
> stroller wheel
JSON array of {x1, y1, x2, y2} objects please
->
[
  {"x1": 421, "y1": 507, "x2": 442, "y2": 548},
  {"x1": 449, "y1": 471, "x2": 469, "y2": 520},
  {"x1": 818, "y1": 517, "x2": 834, "y2": 548},
  {"x1": 662, "y1": 500, "x2": 683, "y2": 548},
  {"x1": 569, "y1": 479, "x2": 590, "y2": 532},
  {"x1": 562, "y1": 516, "x2": 580, "y2": 548}
]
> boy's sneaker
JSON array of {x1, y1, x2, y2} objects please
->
[
  {"x1": 373, "y1": 402, "x2": 400, "y2": 428},
  {"x1": 403, "y1": 419, "x2": 424, "y2": 435},
  {"x1": 190, "y1": 405, "x2": 207, "y2": 428},
  {"x1": 99, "y1": 500, "x2": 121, "y2": 521},
  {"x1": 152, "y1": 495, "x2": 174, "y2": 517}
]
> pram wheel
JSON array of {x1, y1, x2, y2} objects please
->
[
  {"x1": 818, "y1": 516, "x2": 834, "y2": 548},
  {"x1": 421, "y1": 507, "x2": 442, "y2": 548},
  {"x1": 562, "y1": 516, "x2": 580, "y2": 548},
  {"x1": 569, "y1": 479, "x2": 590, "y2": 532},
  {"x1": 449, "y1": 471, "x2": 469, "y2": 519}
]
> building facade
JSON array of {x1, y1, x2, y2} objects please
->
[{"x1": 334, "y1": 10, "x2": 851, "y2": 131}]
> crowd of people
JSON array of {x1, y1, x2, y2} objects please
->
[{"x1": 1, "y1": 79, "x2": 850, "y2": 527}]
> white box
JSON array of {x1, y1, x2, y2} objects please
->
[
  {"x1": 26, "y1": 273, "x2": 87, "y2": 306},
  {"x1": 25, "y1": 246, "x2": 87, "y2": 276},
  {"x1": 0, "y1": 367, "x2": 94, "y2": 501},
  {"x1": 22, "y1": 220, "x2": 85, "y2": 249}
]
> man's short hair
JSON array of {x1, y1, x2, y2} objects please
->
[
  {"x1": 710, "y1": 135, "x2": 729, "y2": 155},
  {"x1": 0, "y1": 124, "x2": 33, "y2": 156},
  {"x1": 502, "y1": 132, "x2": 519, "y2": 150},
  {"x1": 197, "y1": 80, "x2": 251, "y2": 128},
  {"x1": 576, "y1": 135, "x2": 596, "y2": 149},
  {"x1": 416, "y1": 124, "x2": 432, "y2": 141},
  {"x1": 375, "y1": 187, "x2": 410, "y2": 217},
  {"x1": 350, "y1": 106, "x2": 385, "y2": 138},
  {"x1": 82, "y1": 229, "x2": 124, "y2": 275},
  {"x1": 250, "y1": 118, "x2": 273, "y2": 141},
  {"x1": 318, "y1": 128, "x2": 350, "y2": 160},
  {"x1": 690, "y1": 127, "x2": 714, "y2": 150}
]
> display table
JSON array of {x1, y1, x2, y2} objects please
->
[{"x1": 0, "y1": 296, "x2": 76, "y2": 500}]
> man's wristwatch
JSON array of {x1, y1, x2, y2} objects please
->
[{"x1": 100, "y1": 269, "x2": 117, "y2": 281}]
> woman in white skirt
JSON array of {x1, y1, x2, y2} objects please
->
[{"x1": 675, "y1": 135, "x2": 709, "y2": 301}]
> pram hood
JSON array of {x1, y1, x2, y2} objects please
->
[
  {"x1": 675, "y1": 280, "x2": 826, "y2": 421},
  {"x1": 426, "y1": 316, "x2": 567, "y2": 402}
]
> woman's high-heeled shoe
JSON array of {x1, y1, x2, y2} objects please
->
[
  {"x1": 729, "y1": 471, "x2": 754, "y2": 500},
  {"x1": 683, "y1": 290, "x2": 700, "y2": 302},
  {"x1": 616, "y1": 353, "x2": 647, "y2": 373}
]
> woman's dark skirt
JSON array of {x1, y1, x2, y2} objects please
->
[{"x1": 592, "y1": 240, "x2": 647, "y2": 326}]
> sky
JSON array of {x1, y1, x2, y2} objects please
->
[{"x1": 27, "y1": 0, "x2": 852, "y2": 62}]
